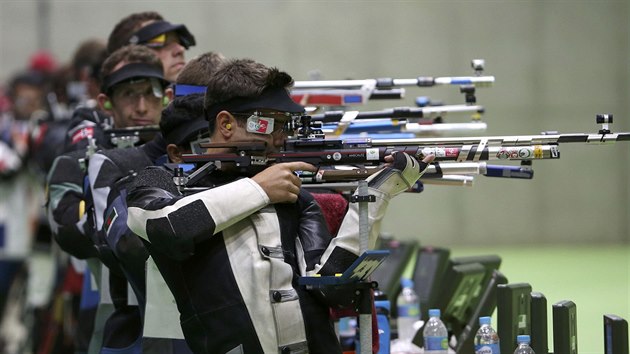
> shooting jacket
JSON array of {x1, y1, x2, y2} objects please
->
[
  {"x1": 126, "y1": 157, "x2": 411, "y2": 353},
  {"x1": 46, "y1": 107, "x2": 114, "y2": 260},
  {"x1": 84, "y1": 135, "x2": 194, "y2": 353},
  {"x1": 46, "y1": 123, "x2": 175, "y2": 352}
]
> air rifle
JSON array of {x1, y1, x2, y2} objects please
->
[
  {"x1": 180, "y1": 114, "x2": 626, "y2": 190},
  {"x1": 312, "y1": 104, "x2": 486, "y2": 136},
  {"x1": 293, "y1": 74, "x2": 494, "y2": 90},
  {"x1": 291, "y1": 59, "x2": 493, "y2": 107},
  {"x1": 178, "y1": 149, "x2": 531, "y2": 192},
  {"x1": 312, "y1": 105, "x2": 485, "y2": 123}
]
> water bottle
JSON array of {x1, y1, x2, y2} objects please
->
[
  {"x1": 513, "y1": 335, "x2": 535, "y2": 354},
  {"x1": 374, "y1": 290, "x2": 391, "y2": 354},
  {"x1": 423, "y1": 308, "x2": 448, "y2": 353},
  {"x1": 474, "y1": 316, "x2": 500, "y2": 354},
  {"x1": 337, "y1": 317, "x2": 356, "y2": 351},
  {"x1": 396, "y1": 278, "x2": 420, "y2": 343}
]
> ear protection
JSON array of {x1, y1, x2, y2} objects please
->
[
  {"x1": 103, "y1": 100, "x2": 112, "y2": 110},
  {"x1": 163, "y1": 96, "x2": 170, "y2": 106},
  {"x1": 225, "y1": 123, "x2": 232, "y2": 130}
]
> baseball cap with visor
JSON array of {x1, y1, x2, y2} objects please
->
[
  {"x1": 128, "y1": 21, "x2": 196, "y2": 49},
  {"x1": 205, "y1": 86, "x2": 305, "y2": 136},
  {"x1": 101, "y1": 62, "x2": 170, "y2": 101}
]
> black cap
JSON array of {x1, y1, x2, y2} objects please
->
[
  {"x1": 129, "y1": 21, "x2": 196, "y2": 49},
  {"x1": 101, "y1": 62, "x2": 168, "y2": 94},
  {"x1": 205, "y1": 86, "x2": 305, "y2": 121}
]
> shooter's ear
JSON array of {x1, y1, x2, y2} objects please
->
[{"x1": 216, "y1": 111, "x2": 236, "y2": 139}]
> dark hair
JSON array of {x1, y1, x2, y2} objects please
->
[
  {"x1": 160, "y1": 52, "x2": 229, "y2": 146},
  {"x1": 71, "y1": 38, "x2": 108, "y2": 81},
  {"x1": 203, "y1": 58, "x2": 294, "y2": 134},
  {"x1": 100, "y1": 45, "x2": 163, "y2": 82},
  {"x1": 51, "y1": 64, "x2": 73, "y2": 106},
  {"x1": 159, "y1": 94, "x2": 206, "y2": 146},
  {"x1": 176, "y1": 52, "x2": 227, "y2": 86},
  {"x1": 7, "y1": 70, "x2": 48, "y2": 100},
  {"x1": 107, "y1": 11, "x2": 164, "y2": 54}
]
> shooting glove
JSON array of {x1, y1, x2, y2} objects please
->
[
  {"x1": 309, "y1": 152, "x2": 430, "y2": 275},
  {"x1": 366, "y1": 151, "x2": 428, "y2": 197}
]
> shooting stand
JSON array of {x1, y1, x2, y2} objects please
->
[{"x1": 300, "y1": 180, "x2": 387, "y2": 354}]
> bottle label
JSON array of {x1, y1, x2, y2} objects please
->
[
  {"x1": 425, "y1": 336, "x2": 448, "y2": 351},
  {"x1": 475, "y1": 344, "x2": 500, "y2": 354},
  {"x1": 397, "y1": 303, "x2": 420, "y2": 317}
]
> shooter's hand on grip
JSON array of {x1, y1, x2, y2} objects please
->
[
  {"x1": 370, "y1": 152, "x2": 435, "y2": 197},
  {"x1": 252, "y1": 161, "x2": 317, "y2": 204}
]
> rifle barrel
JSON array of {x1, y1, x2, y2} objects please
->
[
  {"x1": 332, "y1": 122, "x2": 489, "y2": 139},
  {"x1": 419, "y1": 175, "x2": 474, "y2": 187}
]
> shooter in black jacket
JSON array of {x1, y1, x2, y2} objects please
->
[{"x1": 126, "y1": 58, "x2": 433, "y2": 354}]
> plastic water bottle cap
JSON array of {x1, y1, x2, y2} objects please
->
[
  {"x1": 401, "y1": 277, "x2": 414, "y2": 288},
  {"x1": 428, "y1": 308, "x2": 441, "y2": 318},
  {"x1": 479, "y1": 316, "x2": 491, "y2": 325},
  {"x1": 415, "y1": 96, "x2": 430, "y2": 107},
  {"x1": 517, "y1": 335, "x2": 531, "y2": 343}
]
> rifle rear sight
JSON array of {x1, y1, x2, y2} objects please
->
[{"x1": 288, "y1": 115, "x2": 325, "y2": 139}]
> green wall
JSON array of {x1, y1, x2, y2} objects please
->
[
  {"x1": 0, "y1": 2, "x2": 627, "y2": 352},
  {"x1": 0, "y1": 1, "x2": 628, "y2": 246}
]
